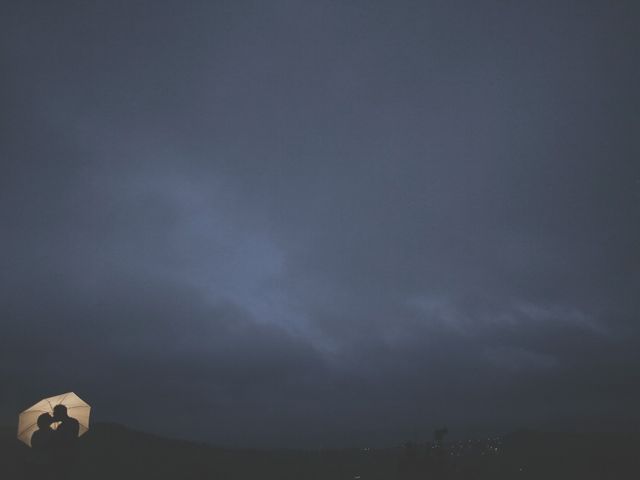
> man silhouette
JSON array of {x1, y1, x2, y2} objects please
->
[
  {"x1": 52, "y1": 404, "x2": 80, "y2": 447},
  {"x1": 50, "y1": 405, "x2": 80, "y2": 480}
]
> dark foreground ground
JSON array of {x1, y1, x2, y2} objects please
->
[{"x1": 2, "y1": 423, "x2": 639, "y2": 479}]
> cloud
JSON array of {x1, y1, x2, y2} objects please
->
[{"x1": 1, "y1": 0, "x2": 638, "y2": 446}]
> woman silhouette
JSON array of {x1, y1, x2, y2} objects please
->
[
  {"x1": 31, "y1": 413, "x2": 54, "y2": 451},
  {"x1": 27, "y1": 413, "x2": 55, "y2": 478}
]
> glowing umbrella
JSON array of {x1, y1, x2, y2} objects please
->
[{"x1": 17, "y1": 392, "x2": 91, "y2": 447}]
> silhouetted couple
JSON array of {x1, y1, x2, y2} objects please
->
[
  {"x1": 30, "y1": 405, "x2": 80, "y2": 479},
  {"x1": 32, "y1": 404, "x2": 80, "y2": 451}
]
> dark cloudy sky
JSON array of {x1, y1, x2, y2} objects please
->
[{"x1": 1, "y1": 0, "x2": 638, "y2": 447}]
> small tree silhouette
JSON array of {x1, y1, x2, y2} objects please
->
[{"x1": 434, "y1": 427, "x2": 448, "y2": 446}]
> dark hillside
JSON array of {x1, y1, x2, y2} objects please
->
[
  {"x1": 0, "y1": 423, "x2": 394, "y2": 480},
  {"x1": 2, "y1": 424, "x2": 640, "y2": 479}
]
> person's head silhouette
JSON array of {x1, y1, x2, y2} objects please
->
[
  {"x1": 37, "y1": 413, "x2": 53, "y2": 430},
  {"x1": 52, "y1": 404, "x2": 69, "y2": 422}
]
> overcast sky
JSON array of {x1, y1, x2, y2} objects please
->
[{"x1": 1, "y1": 0, "x2": 639, "y2": 447}]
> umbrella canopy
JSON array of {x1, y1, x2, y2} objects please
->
[{"x1": 17, "y1": 392, "x2": 91, "y2": 447}]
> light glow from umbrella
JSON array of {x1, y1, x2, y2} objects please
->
[{"x1": 17, "y1": 392, "x2": 91, "y2": 447}]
